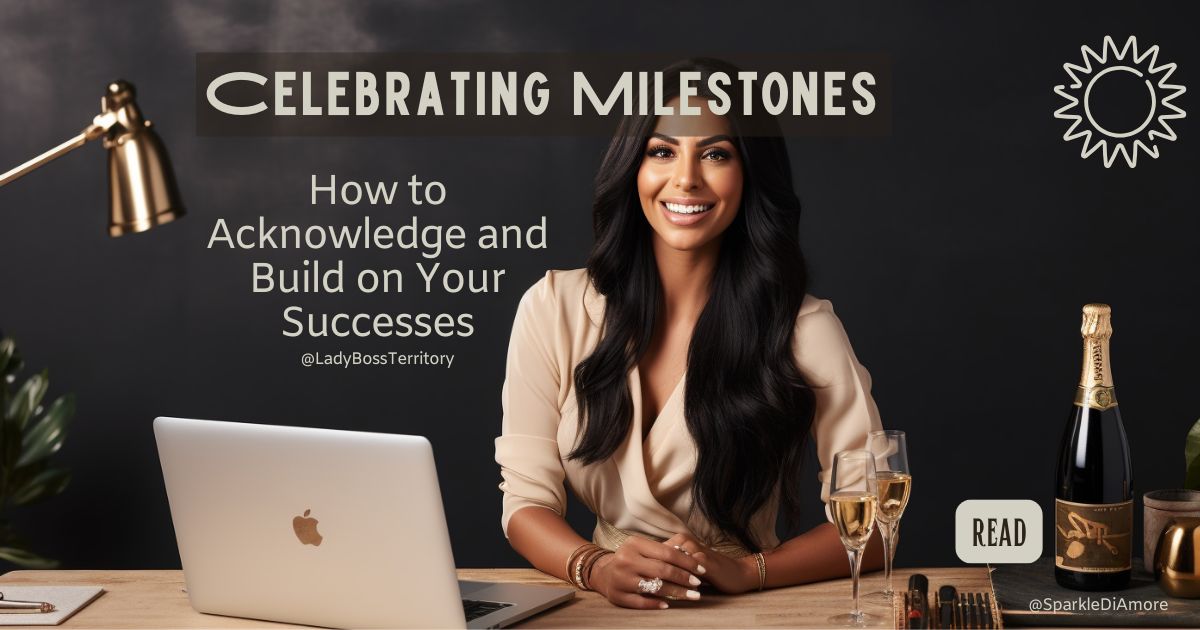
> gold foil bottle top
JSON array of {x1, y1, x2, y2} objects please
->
[
  {"x1": 1076, "y1": 303, "x2": 1117, "y2": 407},
  {"x1": 1080, "y1": 303, "x2": 1113, "y2": 339}
]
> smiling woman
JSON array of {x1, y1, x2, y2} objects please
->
[{"x1": 495, "y1": 58, "x2": 884, "y2": 609}]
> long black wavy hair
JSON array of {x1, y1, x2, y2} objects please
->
[{"x1": 568, "y1": 58, "x2": 817, "y2": 552}]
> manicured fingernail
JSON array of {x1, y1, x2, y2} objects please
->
[
  {"x1": 686, "y1": 590, "x2": 701, "y2": 600},
  {"x1": 659, "y1": 602, "x2": 669, "y2": 609},
  {"x1": 688, "y1": 574, "x2": 701, "y2": 586},
  {"x1": 696, "y1": 564, "x2": 707, "y2": 575}
]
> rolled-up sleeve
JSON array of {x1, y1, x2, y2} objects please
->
[
  {"x1": 792, "y1": 299, "x2": 884, "y2": 522},
  {"x1": 495, "y1": 274, "x2": 569, "y2": 536}
]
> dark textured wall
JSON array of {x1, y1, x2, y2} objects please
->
[{"x1": 0, "y1": 1, "x2": 1195, "y2": 571}]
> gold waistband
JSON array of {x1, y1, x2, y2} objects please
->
[{"x1": 594, "y1": 518, "x2": 751, "y2": 559}]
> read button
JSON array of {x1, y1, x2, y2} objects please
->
[{"x1": 955, "y1": 500, "x2": 1042, "y2": 563}]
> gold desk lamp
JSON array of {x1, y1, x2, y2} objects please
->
[{"x1": 0, "y1": 80, "x2": 184, "y2": 236}]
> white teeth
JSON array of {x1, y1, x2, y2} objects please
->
[{"x1": 664, "y1": 202, "x2": 713, "y2": 215}]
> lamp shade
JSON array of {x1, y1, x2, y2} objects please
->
[{"x1": 102, "y1": 81, "x2": 185, "y2": 237}]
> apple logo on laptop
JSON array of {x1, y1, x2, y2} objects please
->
[{"x1": 293, "y1": 509, "x2": 323, "y2": 546}]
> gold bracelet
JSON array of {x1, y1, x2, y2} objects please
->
[
  {"x1": 564, "y1": 543, "x2": 592, "y2": 588},
  {"x1": 581, "y1": 549, "x2": 613, "y2": 591},
  {"x1": 566, "y1": 543, "x2": 605, "y2": 590},
  {"x1": 754, "y1": 552, "x2": 766, "y2": 591},
  {"x1": 577, "y1": 546, "x2": 609, "y2": 590},
  {"x1": 573, "y1": 550, "x2": 590, "y2": 590}
]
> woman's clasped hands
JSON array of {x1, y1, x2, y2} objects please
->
[{"x1": 587, "y1": 533, "x2": 761, "y2": 609}]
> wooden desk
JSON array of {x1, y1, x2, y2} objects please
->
[{"x1": 0, "y1": 567, "x2": 991, "y2": 628}]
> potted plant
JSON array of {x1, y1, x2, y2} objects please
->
[{"x1": 0, "y1": 335, "x2": 75, "y2": 568}]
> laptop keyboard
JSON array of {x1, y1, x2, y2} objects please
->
[{"x1": 462, "y1": 598, "x2": 514, "y2": 622}]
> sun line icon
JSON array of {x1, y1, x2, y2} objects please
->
[{"x1": 1054, "y1": 35, "x2": 1186, "y2": 168}]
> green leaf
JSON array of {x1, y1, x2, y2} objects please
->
[
  {"x1": 0, "y1": 338, "x2": 14, "y2": 376},
  {"x1": 10, "y1": 468, "x2": 70, "y2": 506},
  {"x1": 17, "y1": 394, "x2": 73, "y2": 468},
  {"x1": 5, "y1": 459, "x2": 46, "y2": 496},
  {"x1": 1186, "y1": 419, "x2": 1200, "y2": 490},
  {"x1": 0, "y1": 338, "x2": 22, "y2": 378},
  {"x1": 0, "y1": 546, "x2": 58, "y2": 569},
  {"x1": 6, "y1": 369, "x2": 48, "y2": 431}
]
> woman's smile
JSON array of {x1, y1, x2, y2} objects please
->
[{"x1": 660, "y1": 197, "x2": 717, "y2": 226}]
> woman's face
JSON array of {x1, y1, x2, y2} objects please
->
[{"x1": 637, "y1": 99, "x2": 743, "y2": 254}]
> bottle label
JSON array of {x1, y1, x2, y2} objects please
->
[
  {"x1": 1074, "y1": 386, "x2": 1118, "y2": 411},
  {"x1": 1055, "y1": 498, "x2": 1132, "y2": 572}
]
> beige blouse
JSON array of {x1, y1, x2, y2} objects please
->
[{"x1": 495, "y1": 269, "x2": 882, "y2": 551}]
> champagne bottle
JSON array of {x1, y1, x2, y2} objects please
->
[{"x1": 1055, "y1": 303, "x2": 1132, "y2": 590}]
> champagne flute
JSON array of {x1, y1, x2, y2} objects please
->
[
  {"x1": 866, "y1": 430, "x2": 911, "y2": 602},
  {"x1": 827, "y1": 449, "x2": 880, "y2": 627}
]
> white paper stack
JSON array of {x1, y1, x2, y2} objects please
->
[{"x1": 0, "y1": 586, "x2": 103, "y2": 626}]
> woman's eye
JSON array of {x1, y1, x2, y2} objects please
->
[
  {"x1": 646, "y1": 145, "x2": 674, "y2": 159},
  {"x1": 703, "y1": 149, "x2": 731, "y2": 161}
]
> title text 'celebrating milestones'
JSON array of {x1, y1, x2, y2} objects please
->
[{"x1": 206, "y1": 69, "x2": 877, "y2": 117}]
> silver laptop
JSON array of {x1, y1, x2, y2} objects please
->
[{"x1": 154, "y1": 416, "x2": 573, "y2": 629}]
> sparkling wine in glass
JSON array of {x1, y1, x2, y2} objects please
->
[
  {"x1": 827, "y1": 449, "x2": 880, "y2": 627},
  {"x1": 867, "y1": 430, "x2": 911, "y2": 601}
]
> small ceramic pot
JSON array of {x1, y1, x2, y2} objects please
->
[
  {"x1": 1144, "y1": 489, "x2": 1200, "y2": 573},
  {"x1": 1155, "y1": 517, "x2": 1200, "y2": 598}
]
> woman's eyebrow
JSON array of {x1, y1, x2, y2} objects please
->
[
  {"x1": 697, "y1": 134, "x2": 733, "y2": 147},
  {"x1": 649, "y1": 133, "x2": 734, "y2": 147}
]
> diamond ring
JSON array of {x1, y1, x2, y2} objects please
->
[
  {"x1": 673, "y1": 544, "x2": 690, "y2": 556},
  {"x1": 637, "y1": 577, "x2": 663, "y2": 594}
]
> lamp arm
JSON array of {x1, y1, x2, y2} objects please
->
[{"x1": 0, "y1": 112, "x2": 116, "y2": 187}]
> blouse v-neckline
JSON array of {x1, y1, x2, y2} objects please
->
[
  {"x1": 629, "y1": 366, "x2": 685, "y2": 455},
  {"x1": 611, "y1": 366, "x2": 688, "y2": 532}
]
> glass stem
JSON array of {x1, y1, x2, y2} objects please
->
[
  {"x1": 849, "y1": 546, "x2": 864, "y2": 617},
  {"x1": 881, "y1": 520, "x2": 895, "y2": 595},
  {"x1": 891, "y1": 521, "x2": 901, "y2": 583}
]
